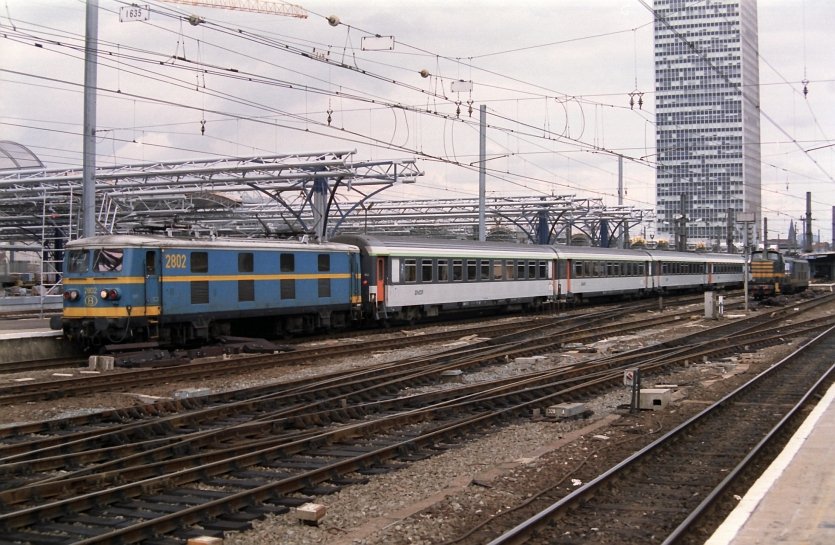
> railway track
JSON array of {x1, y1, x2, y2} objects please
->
[
  {"x1": 0, "y1": 295, "x2": 831, "y2": 544},
  {"x1": 0, "y1": 295, "x2": 722, "y2": 404},
  {"x1": 483, "y1": 326, "x2": 835, "y2": 545}
]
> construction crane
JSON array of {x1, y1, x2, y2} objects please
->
[{"x1": 159, "y1": 0, "x2": 307, "y2": 18}]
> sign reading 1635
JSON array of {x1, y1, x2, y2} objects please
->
[{"x1": 120, "y1": 5, "x2": 150, "y2": 22}]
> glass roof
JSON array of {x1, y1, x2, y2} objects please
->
[{"x1": 0, "y1": 140, "x2": 44, "y2": 171}]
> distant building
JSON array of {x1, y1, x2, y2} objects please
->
[{"x1": 653, "y1": 0, "x2": 761, "y2": 247}]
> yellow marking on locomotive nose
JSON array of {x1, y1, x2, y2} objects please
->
[{"x1": 63, "y1": 306, "x2": 161, "y2": 318}]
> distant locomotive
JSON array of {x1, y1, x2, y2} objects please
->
[
  {"x1": 53, "y1": 233, "x2": 747, "y2": 350},
  {"x1": 749, "y1": 249, "x2": 810, "y2": 299}
]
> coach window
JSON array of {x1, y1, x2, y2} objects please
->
[
  {"x1": 68, "y1": 250, "x2": 89, "y2": 273},
  {"x1": 493, "y1": 260, "x2": 503, "y2": 281},
  {"x1": 505, "y1": 261, "x2": 514, "y2": 280},
  {"x1": 538, "y1": 260, "x2": 547, "y2": 279},
  {"x1": 438, "y1": 259, "x2": 449, "y2": 282},
  {"x1": 404, "y1": 258, "x2": 417, "y2": 283},
  {"x1": 480, "y1": 260, "x2": 491, "y2": 281},
  {"x1": 466, "y1": 259, "x2": 477, "y2": 281},
  {"x1": 574, "y1": 261, "x2": 583, "y2": 278},
  {"x1": 452, "y1": 259, "x2": 463, "y2": 281},
  {"x1": 421, "y1": 259, "x2": 433, "y2": 282},
  {"x1": 191, "y1": 252, "x2": 208, "y2": 273}
]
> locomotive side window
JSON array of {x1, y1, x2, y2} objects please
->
[
  {"x1": 190, "y1": 252, "x2": 209, "y2": 304},
  {"x1": 280, "y1": 253, "x2": 294, "y2": 272},
  {"x1": 438, "y1": 259, "x2": 449, "y2": 282},
  {"x1": 191, "y1": 252, "x2": 208, "y2": 273},
  {"x1": 68, "y1": 250, "x2": 89, "y2": 273},
  {"x1": 318, "y1": 254, "x2": 330, "y2": 272},
  {"x1": 238, "y1": 253, "x2": 254, "y2": 302},
  {"x1": 318, "y1": 254, "x2": 331, "y2": 297},
  {"x1": 93, "y1": 249, "x2": 123, "y2": 272},
  {"x1": 279, "y1": 253, "x2": 294, "y2": 300},
  {"x1": 238, "y1": 253, "x2": 254, "y2": 273},
  {"x1": 403, "y1": 258, "x2": 417, "y2": 283}
]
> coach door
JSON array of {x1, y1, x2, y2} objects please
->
[
  {"x1": 144, "y1": 250, "x2": 162, "y2": 313},
  {"x1": 375, "y1": 257, "x2": 386, "y2": 304}
]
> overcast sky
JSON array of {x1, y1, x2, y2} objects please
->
[{"x1": 1, "y1": 0, "x2": 833, "y2": 242}]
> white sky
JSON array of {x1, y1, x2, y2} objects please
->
[{"x1": 1, "y1": 0, "x2": 833, "y2": 242}]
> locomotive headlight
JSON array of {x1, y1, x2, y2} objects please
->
[
  {"x1": 63, "y1": 290, "x2": 80, "y2": 301},
  {"x1": 99, "y1": 288, "x2": 121, "y2": 300}
]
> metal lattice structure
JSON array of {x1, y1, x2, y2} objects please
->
[
  {"x1": 334, "y1": 196, "x2": 653, "y2": 247},
  {"x1": 0, "y1": 151, "x2": 422, "y2": 244}
]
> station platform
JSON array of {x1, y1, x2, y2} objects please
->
[
  {"x1": 0, "y1": 318, "x2": 69, "y2": 364},
  {"x1": 706, "y1": 381, "x2": 835, "y2": 545}
]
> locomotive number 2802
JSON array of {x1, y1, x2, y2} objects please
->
[{"x1": 164, "y1": 253, "x2": 188, "y2": 269}]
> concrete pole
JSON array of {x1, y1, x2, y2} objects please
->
[
  {"x1": 82, "y1": 0, "x2": 99, "y2": 238},
  {"x1": 478, "y1": 105, "x2": 486, "y2": 242}
]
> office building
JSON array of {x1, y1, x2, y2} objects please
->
[{"x1": 654, "y1": 0, "x2": 760, "y2": 249}]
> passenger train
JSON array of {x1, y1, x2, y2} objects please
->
[{"x1": 51, "y1": 233, "x2": 746, "y2": 350}]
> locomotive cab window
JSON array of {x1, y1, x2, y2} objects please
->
[
  {"x1": 68, "y1": 250, "x2": 89, "y2": 273},
  {"x1": 145, "y1": 251, "x2": 156, "y2": 275},
  {"x1": 93, "y1": 249, "x2": 123, "y2": 272}
]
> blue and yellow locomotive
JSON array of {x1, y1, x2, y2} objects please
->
[{"x1": 52, "y1": 235, "x2": 361, "y2": 349}]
